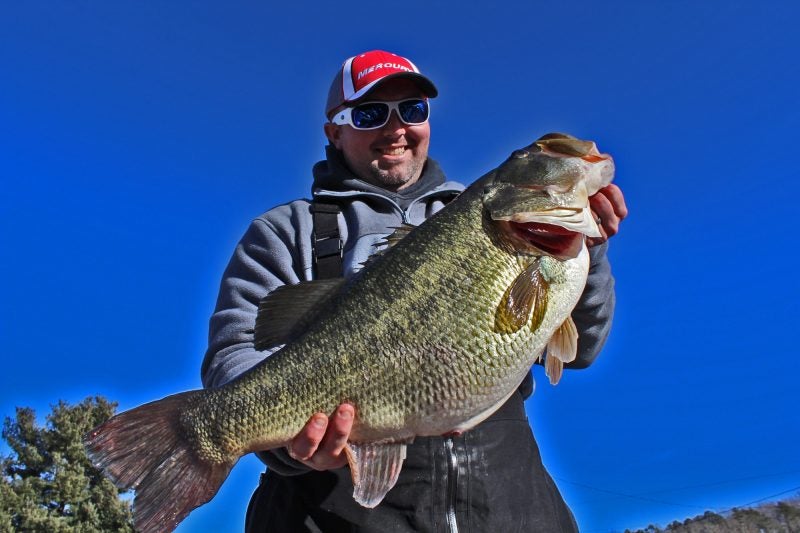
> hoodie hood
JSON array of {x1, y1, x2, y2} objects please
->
[{"x1": 312, "y1": 146, "x2": 451, "y2": 210}]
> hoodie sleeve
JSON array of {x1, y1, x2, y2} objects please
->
[
  {"x1": 202, "y1": 215, "x2": 302, "y2": 388},
  {"x1": 568, "y1": 242, "x2": 616, "y2": 368},
  {"x1": 201, "y1": 204, "x2": 317, "y2": 476}
]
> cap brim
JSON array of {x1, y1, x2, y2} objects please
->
[{"x1": 349, "y1": 72, "x2": 438, "y2": 104}]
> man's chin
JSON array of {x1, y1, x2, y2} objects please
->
[{"x1": 370, "y1": 164, "x2": 423, "y2": 190}]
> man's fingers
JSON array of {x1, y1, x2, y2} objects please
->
[
  {"x1": 602, "y1": 184, "x2": 628, "y2": 219},
  {"x1": 587, "y1": 184, "x2": 628, "y2": 247},
  {"x1": 287, "y1": 404, "x2": 355, "y2": 470},
  {"x1": 590, "y1": 184, "x2": 628, "y2": 221},
  {"x1": 589, "y1": 185, "x2": 627, "y2": 239},
  {"x1": 590, "y1": 190, "x2": 612, "y2": 218},
  {"x1": 316, "y1": 404, "x2": 354, "y2": 466},
  {"x1": 589, "y1": 193, "x2": 617, "y2": 238},
  {"x1": 289, "y1": 414, "x2": 328, "y2": 461}
]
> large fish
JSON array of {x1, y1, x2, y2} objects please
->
[{"x1": 84, "y1": 133, "x2": 615, "y2": 532}]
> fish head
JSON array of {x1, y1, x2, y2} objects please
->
[{"x1": 483, "y1": 133, "x2": 615, "y2": 259}]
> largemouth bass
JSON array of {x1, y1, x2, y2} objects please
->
[{"x1": 84, "y1": 133, "x2": 615, "y2": 532}]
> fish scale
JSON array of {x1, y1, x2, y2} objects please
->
[{"x1": 84, "y1": 133, "x2": 614, "y2": 532}]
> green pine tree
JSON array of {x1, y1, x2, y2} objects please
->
[{"x1": 0, "y1": 396, "x2": 134, "y2": 532}]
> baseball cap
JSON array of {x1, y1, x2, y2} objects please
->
[{"x1": 325, "y1": 50, "x2": 438, "y2": 119}]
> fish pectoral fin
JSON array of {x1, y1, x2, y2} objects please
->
[
  {"x1": 254, "y1": 279, "x2": 345, "y2": 350},
  {"x1": 545, "y1": 316, "x2": 578, "y2": 385},
  {"x1": 494, "y1": 260, "x2": 549, "y2": 334},
  {"x1": 344, "y1": 441, "x2": 409, "y2": 508}
]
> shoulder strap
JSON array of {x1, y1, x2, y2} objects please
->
[{"x1": 311, "y1": 200, "x2": 343, "y2": 279}]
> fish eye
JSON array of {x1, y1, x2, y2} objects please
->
[{"x1": 511, "y1": 149, "x2": 529, "y2": 159}]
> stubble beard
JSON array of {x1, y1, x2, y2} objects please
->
[{"x1": 368, "y1": 158, "x2": 425, "y2": 190}]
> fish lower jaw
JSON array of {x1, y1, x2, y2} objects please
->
[
  {"x1": 504, "y1": 206, "x2": 601, "y2": 238},
  {"x1": 497, "y1": 220, "x2": 585, "y2": 259}
]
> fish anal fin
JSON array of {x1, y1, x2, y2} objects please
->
[
  {"x1": 494, "y1": 260, "x2": 549, "y2": 334},
  {"x1": 545, "y1": 356, "x2": 564, "y2": 386},
  {"x1": 545, "y1": 316, "x2": 578, "y2": 385},
  {"x1": 344, "y1": 441, "x2": 409, "y2": 508},
  {"x1": 254, "y1": 279, "x2": 345, "y2": 350}
]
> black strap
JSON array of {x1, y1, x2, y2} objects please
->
[{"x1": 311, "y1": 200, "x2": 343, "y2": 279}]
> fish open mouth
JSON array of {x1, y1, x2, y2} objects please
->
[{"x1": 507, "y1": 221, "x2": 584, "y2": 258}]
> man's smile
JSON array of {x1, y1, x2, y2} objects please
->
[{"x1": 378, "y1": 146, "x2": 406, "y2": 156}]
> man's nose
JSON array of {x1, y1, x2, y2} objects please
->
[{"x1": 381, "y1": 110, "x2": 406, "y2": 134}]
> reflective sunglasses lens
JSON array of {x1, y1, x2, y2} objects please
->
[
  {"x1": 399, "y1": 100, "x2": 429, "y2": 124},
  {"x1": 352, "y1": 103, "x2": 389, "y2": 129}
]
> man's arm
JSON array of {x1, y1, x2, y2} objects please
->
[
  {"x1": 201, "y1": 215, "x2": 305, "y2": 389},
  {"x1": 569, "y1": 241, "x2": 615, "y2": 367},
  {"x1": 569, "y1": 183, "x2": 628, "y2": 367}
]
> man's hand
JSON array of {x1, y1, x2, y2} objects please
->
[
  {"x1": 587, "y1": 184, "x2": 628, "y2": 247},
  {"x1": 287, "y1": 404, "x2": 354, "y2": 471}
]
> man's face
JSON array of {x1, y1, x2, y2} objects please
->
[{"x1": 324, "y1": 79, "x2": 431, "y2": 191}]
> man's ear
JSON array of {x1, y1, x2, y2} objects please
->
[{"x1": 324, "y1": 122, "x2": 341, "y2": 148}]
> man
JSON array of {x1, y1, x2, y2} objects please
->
[{"x1": 202, "y1": 50, "x2": 627, "y2": 532}]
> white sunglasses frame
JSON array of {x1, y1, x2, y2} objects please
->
[{"x1": 330, "y1": 98, "x2": 431, "y2": 130}]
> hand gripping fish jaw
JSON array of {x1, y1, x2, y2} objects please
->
[{"x1": 483, "y1": 133, "x2": 614, "y2": 259}]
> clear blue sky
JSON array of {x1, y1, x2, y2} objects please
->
[{"x1": 2, "y1": 2, "x2": 798, "y2": 532}]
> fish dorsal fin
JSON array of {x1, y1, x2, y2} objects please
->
[
  {"x1": 344, "y1": 441, "x2": 409, "y2": 508},
  {"x1": 383, "y1": 223, "x2": 416, "y2": 248},
  {"x1": 544, "y1": 316, "x2": 578, "y2": 385},
  {"x1": 254, "y1": 279, "x2": 345, "y2": 350},
  {"x1": 360, "y1": 224, "x2": 418, "y2": 270},
  {"x1": 494, "y1": 260, "x2": 549, "y2": 334}
]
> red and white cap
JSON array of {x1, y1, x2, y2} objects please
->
[{"x1": 326, "y1": 50, "x2": 438, "y2": 118}]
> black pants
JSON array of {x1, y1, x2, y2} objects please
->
[{"x1": 244, "y1": 392, "x2": 577, "y2": 533}]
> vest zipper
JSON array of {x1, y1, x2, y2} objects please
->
[{"x1": 444, "y1": 437, "x2": 460, "y2": 533}]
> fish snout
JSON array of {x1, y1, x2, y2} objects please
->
[
  {"x1": 534, "y1": 134, "x2": 613, "y2": 166},
  {"x1": 600, "y1": 157, "x2": 615, "y2": 182},
  {"x1": 584, "y1": 154, "x2": 615, "y2": 196}
]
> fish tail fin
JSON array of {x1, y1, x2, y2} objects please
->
[{"x1": 84, "y1": 391, "x2": 235, "y2": 533}]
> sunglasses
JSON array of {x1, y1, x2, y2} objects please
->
[{"x1": 331, "y1": 98, "x2": 430, "y2": 130}]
